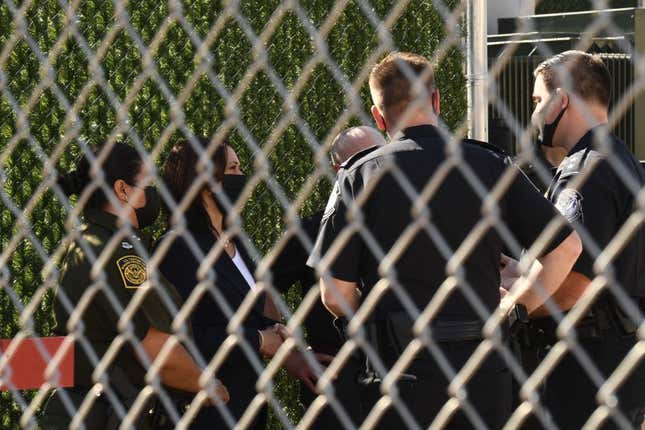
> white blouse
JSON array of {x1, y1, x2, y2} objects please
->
[{"x1": 231, "y1": 249, "x2": 257, "y2": 291}]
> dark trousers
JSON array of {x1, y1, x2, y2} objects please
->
[
  {"x1": 367, "y1": 340, "x2": 512, "y2": 429},
  {"x1": 189, "y1": 347, "x2": 267, "y2": 430},
  {"x1": 192, "y1": 404, "x2": 267, "y2": 430},
  {"x1": 41, "y1": 387, "x2": 163, "y2": 430},
  {"x1": 532, "y1": 331, "x2": 645, "y2": 429},
  {"x1": 300, "y1": 355, "x2": 364, "y2": 429}
]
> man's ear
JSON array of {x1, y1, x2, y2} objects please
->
[
  {"x1": 432, "y1": 89, "x2": 441, "y2": 116},
  {"x1": 555, "y1": 88, "x2": 569, "y2": 110},
  {"x1": 113, "y1": 179, "x2": 129, "y2": 202},
  {"x1": 371, "y1": 105, "x2": 386, "y2": 131}
]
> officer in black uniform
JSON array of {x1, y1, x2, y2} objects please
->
[
  {"x1": 270, "y1": 126, "x2": 384, "y2": 428},
  {"x1": 529, "y1": 50, "x2": 645, "y2": 428},
  {"x1": 42, "y1": 143, "x2": 228, "y2": 429},
  {"x1": 307, "y1": 52, "x2": 582, "y2": 429}
]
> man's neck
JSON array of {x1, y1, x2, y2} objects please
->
[
  {"x1": 387, "y1": 113, "x2": 438, "y2": 138},
  {"x1": 560, "y1": 106, "x2": 608, "y2": 153}
]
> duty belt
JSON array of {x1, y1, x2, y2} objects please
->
[
  {"x1": 355, "y1": 311, "x2": 495, "y2": 387},
  {"x1": 530, "y1": 296, "x2": 638, "y2": 344},
  {"x1": 426, "y1": 320, "x2": 485, "y2": 342}
]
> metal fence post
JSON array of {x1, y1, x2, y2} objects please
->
[
  {"x1": 467, "y1": 0, "x2": 488, "y2": 142},
  {"x1": 636, "y1": 8, "x2": 645, "y2": 159}
]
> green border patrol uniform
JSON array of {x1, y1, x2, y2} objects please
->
[{"x1": 42, "y1": 209, "x2": 188, "y2": 429}]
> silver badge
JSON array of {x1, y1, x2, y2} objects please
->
[
  {"x1": 121, "y1": 241, "x2": 133, "y2": 249},
  {"x1": 555, "y1": 188, "x2": 584, "y2": 222}
]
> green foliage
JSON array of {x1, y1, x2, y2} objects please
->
[{"x1": 0, "y1": 1, "x2": 465, "y2": 428}]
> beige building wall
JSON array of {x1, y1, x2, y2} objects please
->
[{"x1": 487, "y1": 0, "x2": 535, "y2": 34}]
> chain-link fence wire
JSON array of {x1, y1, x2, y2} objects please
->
[
  {"x1": 0, "y1": 1, "x2": 465, "y2": 428},
  {"x1": 1, "y1": 0, "x2": 645, "y2": 429},
  {"x1": 484, "y1": 3, "x2": 645, "y2": 429}
]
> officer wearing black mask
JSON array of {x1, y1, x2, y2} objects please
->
[
  {"x1": 308, "y1": 52, "x2": 582, "y2": 429},
  {"x1": 525, "y1": 50, "x2": 645, "y2": 429},
  {"x1": 42, "y1": 142, "x2": 228, "y2": 429}
]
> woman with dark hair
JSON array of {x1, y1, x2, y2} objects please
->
[
  {"x1": 42, "y1": 142, "x2": 228, "y2": 429},
  {"x1": 158, "y1": 138, "x2": 331, "y2": 429}
]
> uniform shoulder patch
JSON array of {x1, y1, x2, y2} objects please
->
[
  {"x1": 116, "y1": 255, "x2": 147, "y2": 288},
  {"x1": 555, "y1": 188, "x2": 584, "y2": 223}
]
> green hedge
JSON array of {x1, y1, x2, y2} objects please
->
[{"x1": 0, "y1": 1, "x2": 465, "y2": 428}]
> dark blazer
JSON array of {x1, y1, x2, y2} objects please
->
[
  {"x1": 156, "y1": 228, "x2": 274, "y2": 429},
  {"x1": 269, "y1": 211, "x2": 342, "y2": 354}
]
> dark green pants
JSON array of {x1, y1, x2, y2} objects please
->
[{"x1": 41, "y1": 388, "x2": 167, "y2": 430}]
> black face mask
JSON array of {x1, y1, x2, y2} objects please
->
[
  {"x1": 212, "y1": 174, "x2": 247, "y2": 221},
  {"x1": 532, "y1": 96, "x2": 567, "y2": 148},
  {"x1": 133, "y1": 186, "x2": 161, "y2": 229}
]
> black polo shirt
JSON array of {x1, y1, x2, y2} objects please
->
[
  {"x1": 308, "y1": 124, "x2": 572, "y2": 319},
  {"x1": 546, "y1": 126, "x2": 645, "y2": 298}
]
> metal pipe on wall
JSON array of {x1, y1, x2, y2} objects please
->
[{"x1": 466, "y1": 0, "x2": 488, "y2": 141}]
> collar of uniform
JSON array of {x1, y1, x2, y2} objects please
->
[
  {"x1": 393, "y1": 124, "x2": 441, "y2": 141},
  {"x1": 567, "y1": 125, "x2": 608, "y2": 156},
  {"x1": 83, "y1": 208, "x2": 152, "y2": 251},
  {"x1": 83, "y1": 208, "x2": 140, "y2": 234}
]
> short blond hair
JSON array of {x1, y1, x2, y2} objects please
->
[{"x1": 369, "y1": 52, "x2": 435, "y2": 123}]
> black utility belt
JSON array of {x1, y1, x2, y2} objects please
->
[
  {"x1": 428, "y1": 320, "x2": 485, "y2": 343},
  {"x1": 532, "y1": 300, "x2": 638, "y2": 341},
  {"x1": 379, "y1": 312, "x2": 486, "y2": 351},
  {"x1": 355, "y1": 313, "x2": 488, "y2": 388}
]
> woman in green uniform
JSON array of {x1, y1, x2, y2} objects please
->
[{"x1": 42, "y1": 142, "x2": 228, "y2": 429}]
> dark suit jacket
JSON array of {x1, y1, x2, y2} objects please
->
[
  {"x1": 270, "y1": 147, "x2": 380, "y2": 355},
  {"x1": 269, "y1": 212, "x2": 343, "y2": 354},
  {"x1": 156, "y1": 228, "x2": 275, "y2": 428}
]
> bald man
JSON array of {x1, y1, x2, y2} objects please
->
[
  {"x1": 330, "y1": 125, "x2": 385, "y2": 171},
  {"x1": 269, "y1": 125, "x2": 384, "y2": 429}
]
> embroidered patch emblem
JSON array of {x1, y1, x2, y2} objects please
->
[
  {"x1": 555, "y1": 188, "x2": 584, "y2": 222},
  {"x1": 116, "y1": 255, "x2": 147, "y2": 288},
  {"x1": 121, "y1": 241, "x2": 133, "y2": 249}
]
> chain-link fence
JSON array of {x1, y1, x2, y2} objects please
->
[{"x1": 1, "y1": 0, "x2": 645, "y2": 429}]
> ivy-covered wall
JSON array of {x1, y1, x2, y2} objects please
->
[{"x1": 0, "y1": 1, "x2": 465, "y2": 428}]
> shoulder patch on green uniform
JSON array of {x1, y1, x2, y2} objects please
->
[{"x1": 116, "y1": 255, "x2": 147, "y2": 288}]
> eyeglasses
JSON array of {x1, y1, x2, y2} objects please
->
[{"x1": 330, "y1": 152, "x2": 339, "y2": 168}]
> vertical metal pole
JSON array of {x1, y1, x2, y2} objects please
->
[
  {"x1": 466, "y1": 0, "x2": 488, "y2": 141},
  {"x1": 635, "y1": 8, "x2": 645, "y2": 159}
]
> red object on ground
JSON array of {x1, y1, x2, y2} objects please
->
[{"x1": 0, "y1": 337, "x2": 74, "y2": 390}]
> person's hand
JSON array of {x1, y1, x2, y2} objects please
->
[
  {"x1": 282, "y1": 349, "x2": 335, "y2": 393},
  {"x1": 273, "y1": 323, "x2": 290, "y2": 341},
  {"x1": 206, "y1": 378, "x2": 230, "y2": 405},
  {"x1": 258, "y1": 325, "x2": 285, "y2": 358},
  {"x1": 499, "y1": 292, "x2": 514, "y2": 317}
]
